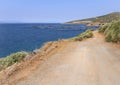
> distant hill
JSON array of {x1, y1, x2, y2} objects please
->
[{"x1": 66, "y1": 12, "x2": 120, "y2": 26}]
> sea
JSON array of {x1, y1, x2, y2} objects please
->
[{"x1": 0, "y1": 23, "x2": 98, "y2": 58}]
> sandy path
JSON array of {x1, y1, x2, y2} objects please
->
[{"x1": 17, "y1": 32, "x2": 120, "y2": 85}]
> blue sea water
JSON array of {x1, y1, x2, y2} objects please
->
[{"x1": 0, "y1": 23, "x2": 98, "y2": 58}]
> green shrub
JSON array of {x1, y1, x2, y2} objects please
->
[
  {"x1": 0, "y1": 52, "x2": 27, "y2": 71},
  {"x1": 72, "y1": 30, "x2": 93, "y2": 41},
  {"x1": 99, "y1": 20, "x2": 120, "y2": 43},
  {"x1": 98, "y1": 24, "x2": 109, "y2": 33}
]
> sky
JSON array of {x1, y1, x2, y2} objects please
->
[{"x1": 0, "y1": 0, "x2": 120, "y2": 23}]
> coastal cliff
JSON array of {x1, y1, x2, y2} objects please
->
[
  {"x1": 0, "y1": 20, "x2": 120, "y2": 85},
  {"x1": 0, "y1": 30, "x2": 94, "y2": 85},
  {"x1": 0, "y1": 39, "x2": 71, "y2": 85},
  {"x1": 0, "y1": 30, "x2": 120, "y2": 85}
]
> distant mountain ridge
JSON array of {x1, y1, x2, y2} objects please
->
[{"x1": 66, "y1": 12, "x2": 120, "y2": 26}]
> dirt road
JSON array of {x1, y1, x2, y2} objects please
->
[{"x1": 15, "y1": 32, "x2": 120, "y2": 85}]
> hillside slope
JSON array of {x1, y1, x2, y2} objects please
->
[{"x1": 66, "y1": 12, "x2": 120, "y2": 26}]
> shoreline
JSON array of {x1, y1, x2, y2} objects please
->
[
  {"x1": 0, "y1": 39, "x2": 72, "y2": 85},
  {"x1": 0, "y1": 31, "x2": 120, "y2": 85},
  {"x1": 0, "y1": 29, "x2": 94, "y2": 73}
]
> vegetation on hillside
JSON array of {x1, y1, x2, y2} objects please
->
[
  {"x1": 67, "y1": 12, "x2": 120, "y2": 23},
  {"x1": 72, "y1": 30, "x2": 93, "y2": 41},
  {"x1": 0, "y1": 52, "x2": 27, "y2": 71},
  {"x1": 99, "y1": 20, "x2": 120, "y2": 43}
]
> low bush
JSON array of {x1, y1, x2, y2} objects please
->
[
  {"x1": 72, "y1": 30, "x2": 93, "y2": 41},
  {"x1": 0, "y1": 52, "x2": 27, "y2": 71},
  {"x1": 99, "y1": 20, "x2": 120, "y2": 43},
  {"x1": 98, "y1": 24, "x2": 109, "y2": 33}
]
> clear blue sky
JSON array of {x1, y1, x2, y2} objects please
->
[{"x1": 0, "y1": 0, "x2": 120, "y2": 23}]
